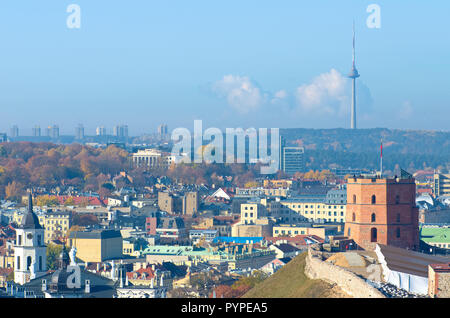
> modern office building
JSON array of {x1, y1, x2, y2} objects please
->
[
  {"x1": 279, "y1": 135, "x2": 305, "y2": 175},
  {"x1": 113, "y1": 125, "x2": 128, "y2": 138},
  {"x1": 433, "y1": 173, "x2": 450, "y2": 197},
  {"x1": 158, "y1": 124, "x2": 168, "y2": 140},
  {"x1": 75, "y1": 124, "x2": 85, "y2": 140},
  {"x1": 96, "y1": 126, "x2": 107, "y2": 136},
  {"x1": 32, "y1": 125, "x2": 41, "y2": 137},
  {"x1": 280, "y1": 147, "x2": 305, "y2": 175}
]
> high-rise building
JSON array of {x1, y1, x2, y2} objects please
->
[
  {"x1": 10, "y1": 125, "x2": 19, "y2": 138},
  {"x1": 32, "y1": 125, "x2": 41, "y2": 137},
  {"x1": 158, "y1": 124, "x2": 168, "y2": 140},
  {"x1": 0, "y1": 133, "x2": 7, "y2": 143},
  {"x1": 348, "y1": 23, "x2": 360, "y2": 129},
  {"x1": 96, "y1": 126, "x2": 106, "y2": 136},
  {"x1": 75, "y1": 124, "x2": 85, "y2": 140},
  {"x1": 51, "y1": 125, "x2": 59, "y2": 139},
  {"x1": 113, "y1": 125, "x2": 128, "y2": 138},
  {"x1": 433, "y1": 173, "x2": 450, "y2": 197},
  {"x1": 344, "y1": 175, "x2": 419, "y2": 250},
  {"x1": 279, "y1": 136, "x2": 305, "y2": 175}
]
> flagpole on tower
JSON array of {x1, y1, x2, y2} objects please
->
[{"x1": 380, "y1": 139, "x2": 383, "y2": 177}]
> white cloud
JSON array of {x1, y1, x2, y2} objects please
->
[
  {"x1": 211, "y1": 70, "x2": 373, "y2": 121},
  {"x1": 212, "y1": 75, "x2": 265, "y2": 113},
  {"x1": 295, "y1": 68, "x2": 349, "y2": 116}
]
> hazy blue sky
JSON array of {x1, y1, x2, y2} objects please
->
[{"x1": 0, "y1": 1, "x2": 449, "y2": 135}]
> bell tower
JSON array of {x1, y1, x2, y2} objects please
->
[{"x1": 14, "y1": 193, "x2": 47, "y2": 285}]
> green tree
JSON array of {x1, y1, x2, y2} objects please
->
[{"x1": 47, "y1": 243, "x2": 63, "y2": 270}]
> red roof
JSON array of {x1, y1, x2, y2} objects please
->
[
  {"x1": 126, "y1": 267, "x2": 155, "y2": 280},
  {"x1": 51, "y1": 195, "x2": 108, "y2": 206},
  {"x1": 430, "y1": 263, "x2": 450, "y2": 272}
]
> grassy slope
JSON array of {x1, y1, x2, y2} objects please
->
[{"x1": 243, "y1": 252, "x2": 349, "y2": 298}]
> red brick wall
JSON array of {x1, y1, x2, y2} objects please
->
[{"x1": 344, "y1": 177, "x2": 419, "y2": 250}]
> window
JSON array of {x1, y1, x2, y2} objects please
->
[
  {"x1": 37, "y1": 235, "x2": 41, "y2": 246},
  {"x1": 18, "y1": 235, "x2": 22, "y2": 246},
  {"x1": 353, "y1": 195, "x2": 356, "y2": 204},
  {"x1": 371, "y1": 228, "x2": 377, "y2": 242},
  {"x1": 371, "y1": 213, "x2": 376, "y2": 223},
  {"x1": 395, "y1": 195, "x2": 400, "y2": 204},
  {"x1": 371, "y1": 195, "x2": 376, "y2": 204},
  {"x1": 27, "y1": 256, "x2": 32, "y2": 271},
  {"x1": 39, "y1": 256, "x2": 42, "y2": 271},
  {"x1": 396, "y1": 213, "x2": 401, "y2": 223},
  {"x1": 348, "y1": 228, "x2": 351, "y2": 236},
  {"x1": 396, "y1": 228, "x2": 401, "y2": 238},
  {"x1": 17, "y1": 256, "x2": 20, "y2": 270},
  {"x1": 352, "y1": 213, "x2": 356, "y2": 222}
]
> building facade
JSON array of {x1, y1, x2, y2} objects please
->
[{"x1": 344, "y1": 176, "x2": 419, "y2": 250}]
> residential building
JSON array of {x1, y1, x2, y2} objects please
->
[{"x1": 44, "y1": 211, "x2": 72, "y2": 243}]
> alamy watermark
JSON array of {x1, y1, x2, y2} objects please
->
[
  {"x1": 66, "y1": 4, "x2": 81, "y2": 29},
  {"x1": 366, "y1": 4, "x2": 381, "y2": 29},
  {"x1": 171, "y1": 120, "x2": 280, "y2": 175}
]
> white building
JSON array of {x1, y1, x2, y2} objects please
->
[{"x1": 14, "y1": 194, "x2": 47, "y2": 285}]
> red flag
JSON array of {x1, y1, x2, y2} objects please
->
[{"x1": 380, "y1": 140, "x2": 383, "y2": 158}]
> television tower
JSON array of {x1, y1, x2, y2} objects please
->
[{"x1": 348, "y1": 22, "x2": 360, "y2": 129}]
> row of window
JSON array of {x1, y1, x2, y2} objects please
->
[
  {"x1": 17, "y1": 234, "x2": 42, "y2": 246},
  {"x1": 352, "y1": 194, "x2": 402, "y2": 204},
  {"x1": 16, "y1": 255, "x2": 43, "y2": 271},
  {"x1": 351, "y1": 213, "x2": 402, "y2": 223}
]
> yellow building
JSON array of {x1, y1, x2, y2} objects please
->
[
  {"x1": 240, "y1": 203, "x2": 267, "y2": 225},
  {"x1": 433, "y1": 173, "x2": 450, "y2": 196},
  {"x1": 123, "y1": 240, "x2": 141, "y2": 257},
  {"x1": 68, "y1": 229, "x2": 123, "y2": 262},
  {"x1": 269, "y1": 198, "x2": 346, "y2": 223},
  {"x1": 272, "y1": 224, "x2": 338, "y2": 239},
  {"x1": 44, "y1": 211, "x2": 72, "y2": 243},
  {"x1": 13, "y1": 210, "x2": 72, "y2": 243}
]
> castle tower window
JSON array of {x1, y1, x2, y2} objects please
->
[
  {"x1": 371, "y1": 195, "x2": 376, "y2": 204},
  {"x1": 352, "y1": 213, "x2": 356, "y2": 222},
  {"x1": 371, "y1": 228, "x2": 377, "y2": 242},
  {"x1": 396, "y1": 213, "x2": 401, "y2": 223},
  {"x1": 396, "y1": 227, "x2": 401, "y2": 238},
  {"x1": 353, "y1": 195, "x2": 356, "y2": 204},
  {"x1": 395, "y1": 195, "x2": 400, "y2": 204},
  {"x1": 371, "y1": 213, "x2": 376, "y2": 223}
]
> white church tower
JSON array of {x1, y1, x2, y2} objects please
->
[{"x1": 14, "y1": 193, "x2": 47, "y2": 285}]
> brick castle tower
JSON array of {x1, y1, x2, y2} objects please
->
[{"x1": 344, "y1": 176, "x2": 419, "y2": 250}]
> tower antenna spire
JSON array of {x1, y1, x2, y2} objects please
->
[
  {"x1": 348, "y1": 20, "x2": 360, "y2": 129},
  {"x1": 352, "y1": 20, "x2": 356, "y2": 68}
]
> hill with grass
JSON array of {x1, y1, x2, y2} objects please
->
[{"x1": 242, "y1": 252, "x2": 350, "y2": 298}]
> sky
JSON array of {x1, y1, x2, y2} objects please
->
[{"x1": 0, "y1": 0, "x2": 449, "y2": 136}]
